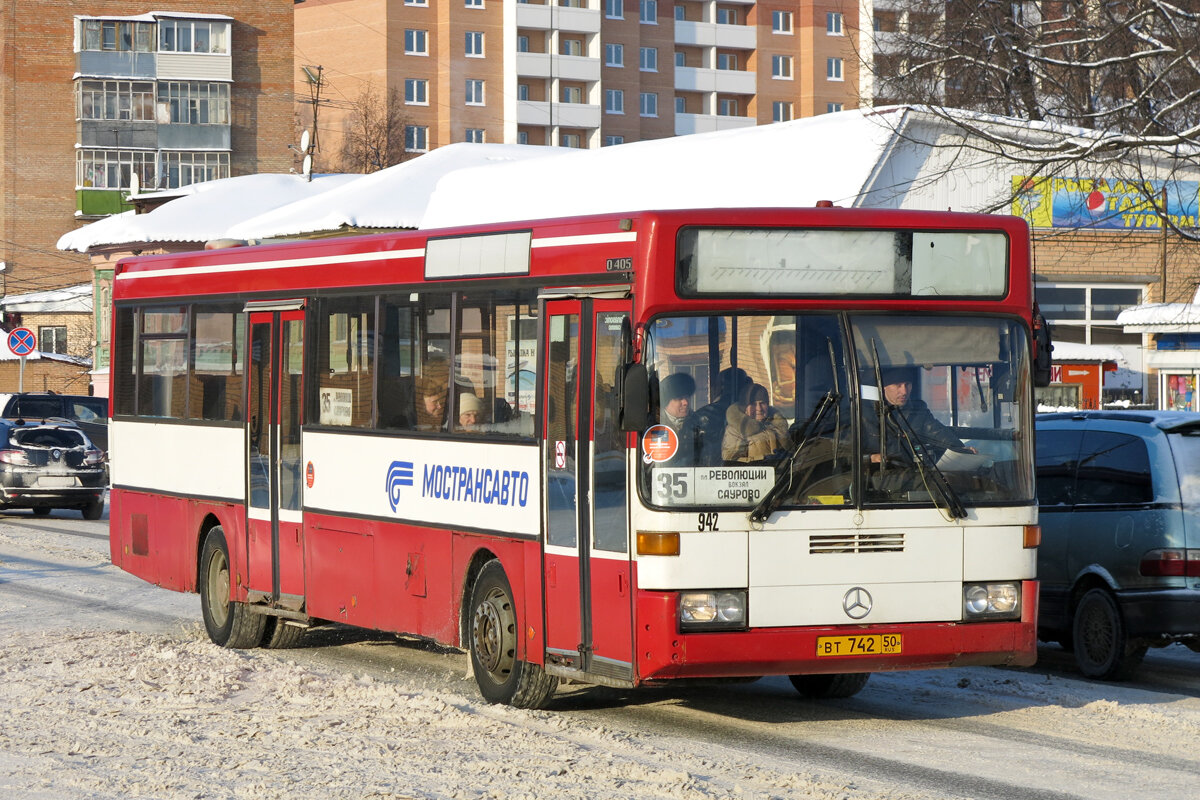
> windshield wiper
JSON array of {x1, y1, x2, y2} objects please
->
[
  {"x1": 749, "y1": 388, "x2": 841, "y2": 524},
  {"x1": 884, "y1": 403, "x2": 968, "y2": 520}
]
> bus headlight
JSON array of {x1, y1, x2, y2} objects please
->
[
  {"x1": 963, "y1": 582, "x2": 1020, "y2": 620},
  {"x1": 679, "y1": 590, "x2": 747, "y2": 631}
]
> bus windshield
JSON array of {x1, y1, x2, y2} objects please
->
[{"x1": 638, "y1": 313, "x2": 1034, "y2": 512}]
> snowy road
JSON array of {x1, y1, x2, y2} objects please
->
[{"x1": 1, "y1": 512, "x2": 1197, "y2": 799}]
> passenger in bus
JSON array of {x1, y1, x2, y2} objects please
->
[
  {"x1": 722, "y1": 382, "x2": 789, "y2": 464},
  {"x1": 863, "y1": 367, "x2": 976, "y2": 488},
  {"x1": 690, "y1": 367, "x2": 752, "y2": 465},
  {"x1": 659, "y1": 372, "x2": 699, "y2": 463},
  {"x1": 415, "y1": 376, "x2": 448, "y2": 430},
  {"x1": 458, "y1": 393, "x2": 486, "y2": 430}
]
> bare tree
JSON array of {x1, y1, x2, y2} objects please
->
[{"x1": 336, "y1": 82, "x2": 414, "y2": 173}]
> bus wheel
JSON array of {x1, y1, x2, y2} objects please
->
[
  {"x1": 199, "y1": 526, "x2": 266, "y2": 649},
  {"x1": 789, "y1": 672, "x2": 870, "y2": 699},
  {"x1": 81, "y1": 498, "x2": 104, "y2": 521},
  {"x1": 469, "y1": 560, "x2": 557, "y2": 709},
  {"x1": 1072, "y1": 588, "x2": 1146, "y2": 680},
  {"x1": 261, "y1": 616, "x2": 306, "y2": 649}
]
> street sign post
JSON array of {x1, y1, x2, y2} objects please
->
[{"x1": 8, "y1": 327, "x2": 36, "y2": 392}]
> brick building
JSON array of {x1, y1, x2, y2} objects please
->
[
  {"x1": 293, "y1": 0, "x2": 865, "y2": 166},
  {"x1": 0, "y1": 0, "x2": 296, "y2": 392}
]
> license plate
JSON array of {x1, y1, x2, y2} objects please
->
[
  {"x1": 37, "y1": 476, "x2": 79, "y2": 488},
  {"x1": 816, "y1": 633, "x2": 902, "y2": 657}
]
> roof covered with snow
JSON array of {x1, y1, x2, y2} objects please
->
[
  {"x1": 0, "y1": 283, "x2": 93, "y2": 314},
  {"x1": 1116, "y1": 303, "x2": 1200, "y2": 329},
  {"x1": 1050, "y1": 341, "x2": 1124, "y2": 363}
]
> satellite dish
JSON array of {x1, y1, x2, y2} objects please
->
[
  {"x1": 299, "y1": 129, "x2": 311, "y2": 153},
  {"x1": 128, "y1": 172, "x2": 140, "y2": 196},
  {"x1": 302, "y1": 153, "x2": 313, "y2": 180}
]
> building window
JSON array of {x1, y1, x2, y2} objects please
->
[
  {"x1": 405, "y1": 79, "x2": 428, "y2": 105},
  {"x1": 605, "y1": 89, "x2": 624, "y2": 114},
  {"x1": 77, "y1": 149, "x2": 157, "y2": 190},
  {"x1": 465, "y1": 128, "x2": 485, "y2": 142},
  {"x1": 81, "y1": 19, "x2": 154, "y2": 52},
  {"x1": 465, "y1": 31, "x2": 484, "y2": 57},
  {"x1": 1037, "y1": 284, "x2": 1144, "y2": 344},
  {"x1": 465, "y1": 79, "x2": 485, "y2": 105},
  {"x1": 465, "y1": 0, "x2": 484, "y2": 7},
  {"x1": 158, "y1": 19, "x2": 230, "y2": 54},
  {"x1": 405, "y1": 29, "x2": 428, "y2": 55},
  {"x1": 561, "y1": 38, "x2": 583, "y2": 57},
  {"x1": 716, "y1": 7, "x2": 738, "y2": 24},
  {"x1": 827, "y1": 12, "x2": 844, "y2": 35},
  {"x1": 773, "y1": 101, "x2": 793, "y2": 122},
  {"x1": 717, "y1": 53, "x2": 738, "y2": 70},
  {"x1": 562, "y1": 85, "x2": 583, "y2": 104},
  {"x1": 517, "y1": 35, "x2": 529, "y2": 53},
  {"x1": 517, "y1": 83, "x2": 530, "y2": 101},
  {"x1": 675, "y1": 51, "x2": 685, "y2": 67},
  {"x1": 772, "y1": 11, "x2": 793, "y2": 33},
  {"x1": 718, "y1": 98, "x2": 738, "y2": 116},
  {"x1": 605, "y1": 0, "x2": 623, "y2": 18},
  {"x1": 561, "y1": 133, "x2": 582, "y2": 148},
  {"x1": 605, "y1": 43, "x2": 624, "y2": 67},
  {"x1": 160, "y1": 151, "x2": 230, "y2": 189},
  {"x1": 772, "y1": 55, "x2": 793, "y2": 79},
  {"x1": 405, "y1": 125, "x2": 429, "y2": 152},
  {"x1": 39, "y1": 327, "x2": 67, "y2": 355},
  {"x1": 827, "y1": 102, "x2": 844, "y2": 113},
  {"x1": 640, "y1": 47, "x2": 658, "y2": 71},
  {"x1": 77, "y1": 80, "x2": 155, "y2": 122},
  {"x1": 827, "y1": 57, "x2": 844, "y2": 80},
  {"x1": 675, "y1": 5, "x2": 685, "y2": 20},
  {"x1": 404, "y1": 0, "x2": 427, "y2": 5},
  {"x1": 157, "y1": 82, "x2": 231, "y2": 125},
  {"x1": 640, "y1": 0, "x2": 657, "y2": 24},
  {"x1": 517, "y1": 131, "x2": 529, "y2": 144},
  {"x1": 640, "y1": 92, "x2": 658, "y2": 117},
  {"x1": 604, "y1": 135, "x2": 625, "y2": 146}
]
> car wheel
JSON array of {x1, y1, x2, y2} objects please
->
[
  {"x1": 199, "y1": 526, "x2": 266, "y2": 649},
  {"x1": 789, "y1": 672, "x2": 871, "y2": 699},
  {"x1": 81, "y1": 498, "x2": 104, "y2": 520},
  {"x1": 469, "y1": 560, "x2": 557, "y2": 708},
  {"x1": 1072, "y1": 587, "x2": 1146, "y2": 680},
  {"x1": 261, "y1": 616, "x2": 306, "y2": 649},
  {"x1": 32, "y1": 507, "x2": 51, "y2": 517}
]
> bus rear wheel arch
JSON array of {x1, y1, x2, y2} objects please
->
[
  {"x1": 789, "y1": 672, "x2": 870, "y2": 699},
  {"x1": 199, "y1": 525, "x2": 266, "y2": 649},
  {"x1": 468, "y1": 559, "x2": 557, "y2": 709}
]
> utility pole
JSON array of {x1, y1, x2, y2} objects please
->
[{"x1": 301, "y1": 65, "x2": 324, "y2": 154}]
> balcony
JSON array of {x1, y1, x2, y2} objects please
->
[
  {"x1": 517, "y1": 100, "x2": 602, "y2": 129},
  {"x1": 675, "y1": 66, "x2": 757, "y2": 95},
  {"x1": 516, "y1": 52, "x2": 601, "y2": 82},
  {"x1": 515, "y1": 4, "x2": 601, "y2": 33},
  {"x1": 674, "y1": 21, "x2": 756, "y2": 50},
  {"x1": 674, "y1": 113, "x2": 756, "y2": 136}
]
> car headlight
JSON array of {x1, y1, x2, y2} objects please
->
[
  {"x1": 679, "y1": 590, "x2": 747, "y2": 631},
  {"x1": 963, "y1": 582, "x2": 1020, "y2": 620}
]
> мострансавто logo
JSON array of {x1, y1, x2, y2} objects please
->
[
  {"x1": 386, "y1": 460, "x2": 415, "y2": 512},
  {"x1": 386, "y1": 458, "x2": 530, "y2": 514}
]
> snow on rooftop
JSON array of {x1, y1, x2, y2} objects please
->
[
  {"x1": 1116, "y1": 303, "x2": 1200, "y2": 328},
  {"x1": 0, "y1": 283, "x2": 92, "y2": 314},
  {"x1": 1050, "y1": 341, "x2": 1124, "y2": 363},
  {"x1": 56, "y1": 173, "x2": 360, "y2": 253},
  {"x1": 419, "y1": 109, "x2": 899, "y2": 229},
  {"x1": 227, "y1": 143, "x2": 564, "y2": 239}
]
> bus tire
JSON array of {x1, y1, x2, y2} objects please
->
[
  {"x1": 1072, "y1": 588, "x2": 1146, "y2": 680},
  {"x1": 469, "y1": 560, "x2": 557, "y2": 709},
  {"x1": 261, "y1": 616, "x2": 306, "y2": 649},
  {"x1": 789, "y1": 672, "x2": 870, "y2": 699},
  {"x1": 199, "y1": 526, "x2": 266, "y2": 649}
]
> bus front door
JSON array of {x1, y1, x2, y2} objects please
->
[
  {"x1": 543, "y1": 299, "x2": 633, "y2": 683},
  {"x1": 246, "y1": 309, "x2": 306, "y2": 613}
]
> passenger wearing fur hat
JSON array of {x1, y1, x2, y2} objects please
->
[{"x1": 458, "y1": 392, "x2": 486, "y2": 430}]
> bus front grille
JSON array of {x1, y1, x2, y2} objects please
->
[{"x1": 809, "y1": 532, "x2": 905, "y2": 554}]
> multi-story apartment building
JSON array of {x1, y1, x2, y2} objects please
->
[
  {"x1": 294, "y1": 0, "x2": 862, "y2": 163},
  {"x1": 0, "y1": 2, "x2": 294, "y2": 304}
]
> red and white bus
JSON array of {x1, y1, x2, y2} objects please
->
[{"x1": 109, "y1": 206, "x2": 1046, "y2": 708}]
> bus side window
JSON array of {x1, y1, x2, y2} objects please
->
[
  {"x1": 378, "y1": 296, "x2": 418, "y2": 430},
  {"x1": 314, "y1": 295, "x2": 375, "y2": 428}
]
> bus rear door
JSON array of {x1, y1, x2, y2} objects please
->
[
  {"x1": 542, "y1": 297, "x2": 634, "y2": 683},
  {"x1": 246, "y1": 306, "x2": 307, "y2": 613}
]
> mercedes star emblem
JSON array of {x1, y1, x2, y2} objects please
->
[{"x1": 842, "y1": 587, "x2": 873, "y2": 620}]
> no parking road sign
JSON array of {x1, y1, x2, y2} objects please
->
[
  {"x1": 7, "y1": 327, "x2": 35, "y2": 356},
  {"x1": 7, "y1": 327, "x2": 36, "y2": 391}
]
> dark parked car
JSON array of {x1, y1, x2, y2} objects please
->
[
  {"x1": 0, "y1": 419, "x2": 106, "y2": 519},
  {"x1": 1036, "y1": 410, "x2": 1200, "y2": 679},
  {"x1": 0, "y1": 392, "x2": 108, "y2": 453}
]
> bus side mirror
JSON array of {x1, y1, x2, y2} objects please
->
[
  {"x1": 620, "y1": 363, "x2": 649, "y2": 432},
  {"x1": 1033, "y1": 308, "x2": 1053, "y2": 388}
]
